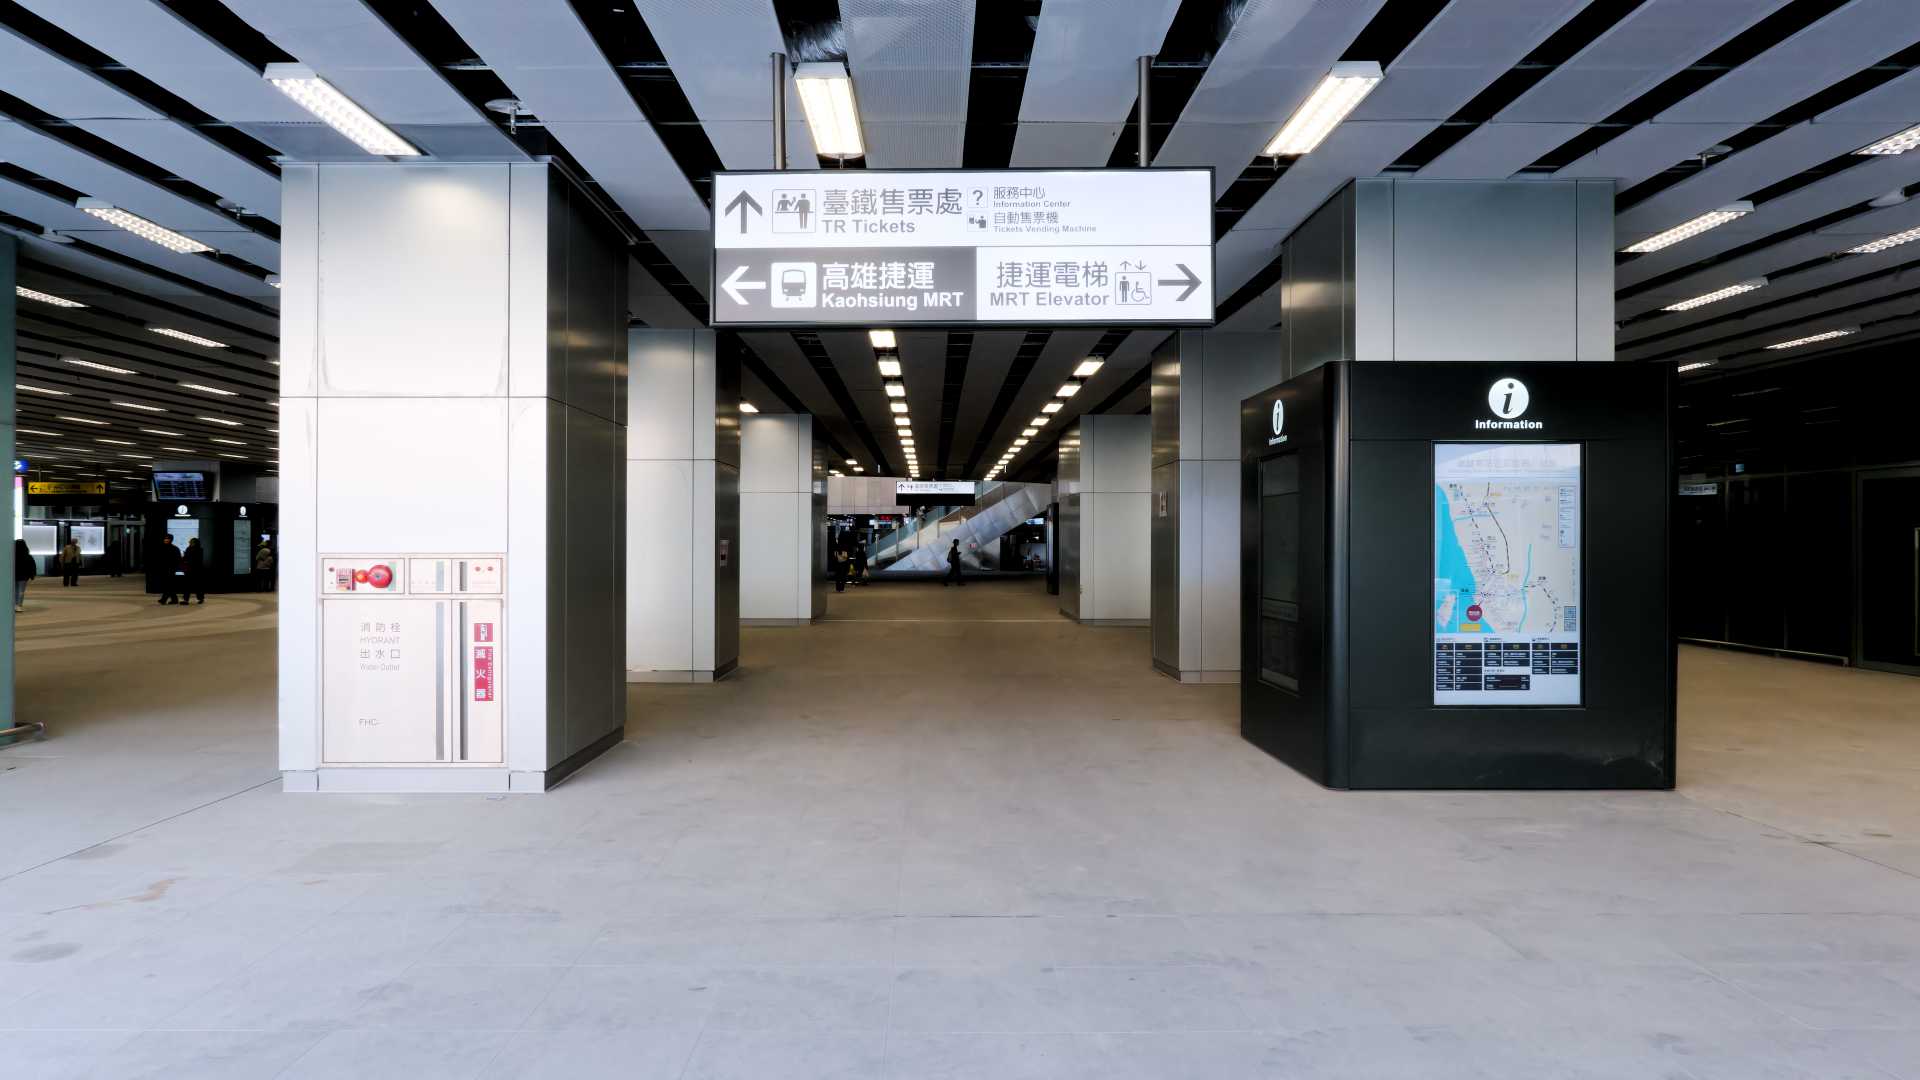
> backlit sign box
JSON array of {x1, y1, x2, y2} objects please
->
[
  {"x1": 896, "y1": 479, "x2": 977, "y2": 508},
  {"x1": 711, "y1": 169, "x2": 1215, "y2": 328}
]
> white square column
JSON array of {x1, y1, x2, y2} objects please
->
[
  {"x1": 626, "y1": 330, "x2": 741, "y2": 681},
  {"x1": 278, "y1": 163, "x2": 628, "y2": 793},
  {"x1": 740, "y1": 413, "x2": 827, "y2": 625},
  {"x1": 1057, "y1": 414, "x2": 1150, "y2": 625}
]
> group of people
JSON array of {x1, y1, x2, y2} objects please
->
[
  {"x1": 829, "y1": 538, "x2": 968, "y2": 590},
  {"x1": 7, "y1": 534, "x2": 277, "y2": 612}
]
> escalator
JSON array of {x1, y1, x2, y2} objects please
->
[{"x1": 866, "y1": 481, "x2": 1050, "y2": 573}]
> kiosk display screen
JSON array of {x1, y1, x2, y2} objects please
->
[
  {"x1": 1433, "y1": 443, "x2": 1580, "y2": 706},
  {"x1": 1259, "y1": 454, "x2": 1302, "y2": 692}
]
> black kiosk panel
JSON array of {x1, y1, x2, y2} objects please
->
[{"x1": 1241, "y1": 362, "x2": 1674, "y2": 790}]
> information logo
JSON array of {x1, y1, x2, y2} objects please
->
[
  {"x1": 1488, "y1": 378, "x2": 1530, "y2": 419},
  {"x1": 1271, "y1": 399, "x2": 1285, "y2": 436}
]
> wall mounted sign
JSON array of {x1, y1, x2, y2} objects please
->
[
  {"x1": 27, "y1": 481, "x2": 105, "y2": 496},
  {"x1": 711, "y1": 169, "x2": 1215, "y2": 327}
]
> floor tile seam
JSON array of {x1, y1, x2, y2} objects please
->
[
  {"x1": 1686, "y1": 800, "x2": 1920, "y2": 884},
  {"x1": 0, "y1": 776, "x2": 281, "y2": 886}
]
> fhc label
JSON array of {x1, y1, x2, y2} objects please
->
[
  {"x1": 474, "y1": 622, "x2": 493, "y2": 643},
  {"x1": 473, "y1": 645, "x2": 494, "y2": 702}
]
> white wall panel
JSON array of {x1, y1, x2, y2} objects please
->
[
  {"x1": 504, "y1": 398, "x2": 552, "y2": 772},
  {"x1": 314, "y1": 397, "x2": 509, "y2": 553},
  {"x1": 315, "y1": 166, "x2": 510, "y2": 397},
  {"x1": 741, "y1": 492, "x2": 800, "y2": 619},
  {"x1": 629, "y1": 330, "x2": 696, "y2": 460},
  {"x1": 278, "y1": 165, "x2": 320, "y2": 401},
  {"x1": 1198, "y1": 459, "x2": 1242, "y2": 673},
  {"x1": 1089, "y1": 492, "x2": 1151, "y2": 622},
  {"x1": 276, "y1": 395, "x2": 320, "y2": 771},
  {"x1": 627, "y1": 459, "x2": 695, "y2": 672},
  {"x1": 693, "y1": 461, "x2": 718, "y2": 671}
]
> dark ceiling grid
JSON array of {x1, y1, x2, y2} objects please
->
[
  {"x1": 1519, "y1": 0, "x2": 1858, "y2": 174},
  {"x1": 366, "y1": 0, "x2": 711, "y2": 323},
  {"x1": 792, "y1": 330, "x2": 892, "y2": 474},
  {"x1": 1386, "y1": 0, "x2": 1655, "y2": 173},
  {"x1": 565, "y1": 0, "x2": 728, "y2": 196},
  {"x1": 962, "y1": 328, "x2": 1048, "y2": 477},
  {"x1": 1102, "y1": 0, "x2": 1239, "y2": 170},
  {"x1": 1207, "y1": 0, "x2": 1452, "y2": 239},
  {"x1": 0, "y1": 0, "x2": 285, "y2": 177},
  {"x1": 17, "y1": 308, "x2": 273, "y2": 367},
  {"x1": 1615, "y1": 39, "x2": 1920, "y2": 211},
  {"x1": 959, "y1": 1, "x2": 1038, "y2": 169},
  {"x1": 1620, "y1": 249, "x2": 1920, "y2": 347},
  {"x1": 1633, "y1": 278, "x2": 1920, "y2": 365},
  {"x1": 17, "y1": 254, "x2": 276, "y2": 338},
  {"x1": 934, "y1": 330, "x2": 969, "y2": 479},
  {"x1": 1005, "y1": 328, "x2": 1142, "y2": 483}
]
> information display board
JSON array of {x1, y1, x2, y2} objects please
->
[
  {"x1": 710, "y1": 169, "x2": 1214, "y2": 326},
  {"x1": 1432, "y1": 443, "x2": 1581, "y2": 706},
  {"x1": 153, "y1": 471, "x2": 209, "y2": 501}
]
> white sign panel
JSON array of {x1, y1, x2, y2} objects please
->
[
  {"x1": 711, "y1": 169, "x2": 1214, "y2": 326},
  {"x1": 1432, "y1": 443, "x2": 1581, "y2": 707},
  {"x1": 896, "y1": 481, "x2": 976, "y2": 497}
]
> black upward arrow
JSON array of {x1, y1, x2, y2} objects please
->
[
  {"x1": 725, "y1": 190, "x2": 763, "y2": 234},
  {"x1": 1156, "y1": 263, "x2": 1201, "y2": 302}
]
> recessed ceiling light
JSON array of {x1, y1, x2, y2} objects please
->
[
  {"x1": 112, "y1": 401, "x2": 168, "y2": 413},
  {"x1": 152, "y1": 329, "x2": 228, "y2": 348},
  {"x1": 18, "y1": 384, "x2": 71, "y2": 396},
  {"x1": 1855, "y1": 123, "x2": 1920, "y2": 156},
  {"x1": 795, "y1": 62, "x2": 864, "y2": 158},
  {"x1": 1022, "y1": 428, "x2": 1037, "y2": 437},
  {"x1": 180, "y1": 383, "x2": 237, "y2": 396},
  {"x1": 1663, "y1": 278, "x2": 1767, "y2": 312},
  {"x1": 75, "y1": 200, "x2": 212, "y2": 254},
  {"x1": 889, "y1": 401, "x2": 908, "y2": 414},
  {"x1": 266, "y1": 274, "x2": 283, "y2": 289},
  {"x1": 16, "y1": 285, "x2": 86, "y2": 308},
  {"x1": 264, "y1": 64, "x2": 422, "y2": 156},
  {"x1": 1263, "y1": 61, "x2": 1384, "y2": 156},
  {"x1": 1622, "y1": 203, "x2": 1753, "y2": 254},
  {"x1": 845, "y1": 458, "x2": 857, "y2": 465},
  {"x1": 1030, "y1": 416, "x2": 1049, "y2": 426},
  {"x1": 868, "y1": 329, "x2": 896, "y2": 348},
  {"x1": 739, "y1": 401, "x2": 760, "y2": 413},
  {"x1": 1765, "y1": 327, "x2": 1857, "y2": 350},
  {"x1": 893, "y1": 415, "x2": 911, "y2": 426},
  {"x1": 197, "y1": 416, "x2": 244, "y2": 427},
  {"x1": 1055, "y1": 383, "x2": 1081, "y2": 398},
  {"x1": 55, "y1": 415, "x2": 108, "y2": 426},
  {"x1": 160, "y1": 446, "x2": 194, "y2": 452},
  {"x1": 1846, "y1": 225, "x2": 1920, "y2": 255},
  {"x1": 1072, "y1": 359, "x2": 1104, "y2": 378},
  {"x1": 1041, "y1": 402, "x2": 1063, "y2": 413},
  {"x1": 877, "y1": 358, "x2": 902, "y2": 377},
  {"x1": 17, "y1": 428, "x2": 60, "y2": 436},
  {"x1": 217, "y1": 453, "x2": 247, "y2": 459},
  {"x1": 884, "y1": 381, "x2": 906, "y2": 398},
  {"x1": 1676, "y1": 361, "x2": 1718, "y2": 373},
  {"x1": 139, "y1": 428, "x2": 183, "y2": 437},
  {"x1": 209, "y1": 438, "x2": 247, "y2": 446},
  {"x1": 94, "y1": 438, "x2": 133, "y2": 446},
  {"x1": 63, "y1": 358, "x2": 138, "y2": 375}
]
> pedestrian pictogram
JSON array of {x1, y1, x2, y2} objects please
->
[{"x1": 773, "y1": 189, "x2": 815, "y2": 233}]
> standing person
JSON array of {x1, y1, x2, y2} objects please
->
[
  {"x1": 13, "y1": 539, "x2": 36, "y2": 612},
  {"x1": 944, "y1": 539, "x2": 964, "y2": 587},
  {"x1": 59, "y1": 538, "x2": 81, "y2": 587},
  {"x1": 182, "y1": 537, "x2": 206, "y2": 605},
  {"x1": 832, "y1": 547, "x2": 850, "y2": 593},
  {"x1": 852, "y1": 542, "x2": 869, "y2": 587},
  {"x1": 254, "y1": 541, "x2": 275, "y2": 592},
  {"x1": 157, "y1": 534, "x2": 183, "y2": 605},
  {"x1": 104, "y1": 539, "x2": 122, "y2": 578}
]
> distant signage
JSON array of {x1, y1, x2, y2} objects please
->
[
  {"x1": 897, "y1": 481, "x2": 975, "y2": 497},
  {"x1": 711, "y1": 169, "x2": 1214, "y2": 326},
  {"x1": 27, "y1": 481, "x2": 105, "y2": 496},
  {"x1": 1678, "y1": 482, "x2": 1719, "y2": 497}
]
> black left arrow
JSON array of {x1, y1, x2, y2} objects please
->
[
  {"x1": 1156, "y1": 262, "x2": 1201, "y2": 302},
  {"x1": 725, "y1": 190, "x2": 763, "y2": 234}
]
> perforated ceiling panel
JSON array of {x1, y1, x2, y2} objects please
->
[
  {"x1": 841, "y1": 0, "x2": 975, "y2": 168},
  {"x1": 1008, "y1": 0, "x2": 1183, "y2": 168}
]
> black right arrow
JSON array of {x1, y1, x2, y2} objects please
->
[
  {"x1": 1156, "y1": 262, "x2": 1201, "y2": 302},
  {"x1": 725, "y1": 190, "x2": 763, "y2": 234}
]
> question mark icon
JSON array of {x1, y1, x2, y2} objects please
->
[{"x1": 972, "y1": 188, "x2": 983, "y2": 205}]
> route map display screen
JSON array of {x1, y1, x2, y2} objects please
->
[{"x1": 1432, "y1": 443, "x2": 1581, "y2": 706}]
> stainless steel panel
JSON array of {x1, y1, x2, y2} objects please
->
[
  {"x1": 1281, "y1": 183, "x2": 1353, "y2": 375},
  {"x1": 1060, "y1": 493, "x2": 1081, "y2": 620},
  {"x1": 1151, "y1": 460, "x2": 1180, "y2": 669}
]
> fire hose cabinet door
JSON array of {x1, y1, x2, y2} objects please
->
[{"x1": 322, "y1": 597, "x2": 442, "y2": 763}]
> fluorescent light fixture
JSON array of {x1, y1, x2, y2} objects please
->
[
  {"x1": 1072, "y1": 359, "x2": 1104, "y2": 378},
  {"x1": 16, "y1": 285, "x2": 85, "y2": 308},
  {"x1": 1013, "y1": 439, "x2": 1028, "y2": 448},
  {"x1": 112, "y1": 401, "x2": 167, "y2": 413},
  {"x1": 899, "y1": 438, "x2": 914, "y2": 447},
  {"x1": 1855, "y1": 123, "x2": 1920, "y2": 156},
  {"x1": 180, "y1": 383, "x2": 237, "y2": 396},
  {"x1": 851, "y1": 465, "x2": 864, "y2": 472},
  {"x1": 160, "y1": 446, "x2": 194, "y2": 453},
  {"x1": 266, "y1": 275, "x2": 282, "y2": 289},
  {"x1": 845, "y1": 458, "x2": 857, "y2": 465},
  {"x1": 893, "y1": 415, "x2": 911, "y2": 426},
  {"x1": 1022, "y1": 428, "x2": 1037, "y2": 437},
  {"x1": 18, "y1": 384, "x2": 71, "y2": 396},
  {"x1": 264, "y1": 64, "x2": 421, "y2": 156},
  {"x1": 139, "y1": 428, "x2": 183, "y2": 437},
  {"x1": 1041, "y1": 402, "x2": 1063, "y2": 413},
  {"x1": 1055, "y1": 382, "x2": 1081, "y2": 398},
  {"x1": 1622, "y1": 202, "x2": 1752, "y2": 254},
  {"x1": 120, "y1": 453, "x2": 153, "y2": 460},
  {"x1": 739, "y1": 401, "x2": 760, "y2": 414},
  {"x1": 1676, "y1": 361, "x2": 1718, "y2": 373},
  {"x1": 209, "y1": 438, "x2": 246, "y2": 446},
  {"x1": 94, "y1": 438, "x2": 133, "y2": 446},
  {"x1": 889, "y1": 401, "x2": 909, "y2": 414},
  {"x1": 64, "y1": 358, "x2": 137, "y2": 375},
  {"x1": 55, "y1": 415, "x2": 108, "y2": 426},
  {"x1": 1663, "y1": 278, "x2": 1767, "y2": 312},
  {"x1": 75, "y1": 200, "x2": 212, "y2": 254},
  {"x1": 197, "y1": 416, "x2": 244, "y2": 427},
  {"x1": 1765, "y1": 327, "x2": 1857, "y2": 350},
  {"x1": 152, "y1": 328, "x2": 228, "y2": 348},
  {"x1": 1846, "y1": 225, "x2": 1920, "y2": 255},
  {"x1": 1263, "y1": 61, "x2": 1384, "y2": 156},
  {"x1": 218, "y1": 453, "x2": 246, "y2": 459},
  {"x1": 794, "y1": 62, "x2": 864, "y2": 158},
  {"x1": 1030, "y1": 416, "x2": 1048, "y2": 426},
  {"x1": 17, "y1": 428, "x2": 60, "y2": 436},
  {"x1": 884, "y1": 381, "x2": 906, "y2": 398},
  {"x1": 868, "y1": 329, "x2": 896, "y2": 348},
  {"x1": 877, "y1": 358, "x2": 903, "y2": 377}
]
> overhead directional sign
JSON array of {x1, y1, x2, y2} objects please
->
[{"x1": 710, "y1": 169, "x2": 1215, "y2": 327}]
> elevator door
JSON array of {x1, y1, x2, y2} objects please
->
[{"x1": 1860, "y1": 471, "x2": 1920, "y2": 673}]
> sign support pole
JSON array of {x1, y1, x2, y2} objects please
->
[
  {"x1": 771, "y1": 52, "x2": 788, "y2": 171},
  {"x1": 1137, "y1": 56, "x2": 1152, "y2": 167}
]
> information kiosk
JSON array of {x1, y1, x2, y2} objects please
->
[{"x1": 1241, "y1": 361, "x2": 1674, "y2": 789}]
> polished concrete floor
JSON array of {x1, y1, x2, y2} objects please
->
[{"x1": 4, "y1": 575, "x2": 1920, "y2": 1078}]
